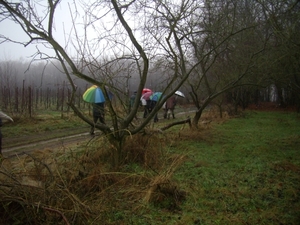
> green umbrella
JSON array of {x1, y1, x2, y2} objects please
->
[
  {"x1": 150, "y1": 92, "x2": 163, "y2": 101},
  {"x1": 83, "y1": 85, "x2": 106, "y2": 103}
]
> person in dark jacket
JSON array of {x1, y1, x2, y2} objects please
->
[
  {"x1": 90, "y1": 102, "x2": 105, "y2": 135},
  {"x1": 164, "y1": 95, "x2": 177, "y2": 119},
  {"x1": 130, "y1": 91, "x2": 137, "y2": 108},
  {"x1": 148, "y1": 100, "x2": 159, "y2": 122},
  {"x1": 143, "y1": 99, "x2": 152, "y2": 118}
]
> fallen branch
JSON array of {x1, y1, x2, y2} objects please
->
[{"x1": 161, "y1": 118, "x2": 191, "y2": 131}]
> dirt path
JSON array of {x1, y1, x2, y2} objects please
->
[
  {"x1": 1, "y1": 103, "x2": 295, "y2": 158},
  {"x1": 2, "y1": 132, "x2": 98, "y2": 158},
  {"x1": 2, "y1": 107, "x2": 197, "y2": 158}
]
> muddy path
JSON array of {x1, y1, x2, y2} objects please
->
[
  {"x1": 1, "y1": 103, "x2": 295, "y2": 158},
  {"x1": 2, "y1": 107, "x2": 198, "y2": 158},
  {"x1": 2, "y1": 131, "x2": 98, "y2": 158}
]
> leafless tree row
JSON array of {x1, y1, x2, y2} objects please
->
[
  {"x1": 0, "y1": 0, "x2": 299, "y2": 166},
  {"x1": 0, "y1": 80, "x2": 88, "y2": 117}
]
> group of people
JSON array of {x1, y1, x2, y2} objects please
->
[
  {"x1": 1, "y1": 89, "x2": 180, "y2": 152},
  {"x1": 90, "y1": 89, "x2": 180, "y2": 135},
  {"x1": 130, "y1": 91, "x2": 178, "y2": 123},
  {"x1": 0, "y1": 91, "x2": 179, "y2": 152}
]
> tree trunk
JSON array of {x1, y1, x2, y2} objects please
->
[
  {"x1": 108, "y1": 135, "x2": 126, "y2": 168},
  {"x1": 277, "y1": 86, "x2": 285, "y2": 107},
  {"x1": 192, "y1": 109, "x2": 203, "y2": 129},
  {"x1": 28, "y1": 86, "x2": 32, "y2": 118},
  {"x1": 218, "y1": 105, "x2": 223, "y2": 118}
]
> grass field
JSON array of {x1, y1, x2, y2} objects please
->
[
  {"x1": 1, "y1": 109, "x2": 299, "y2": 224},
  {"x1": 110, "y1": 110, "x2": 300, "y2": 225},
  {"x1": 167, "y1": 111, "x2": 300, "y2": 224}
]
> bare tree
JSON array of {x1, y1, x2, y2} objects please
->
[
  {"x1": 0, "y1": 0, "x2": 197, "y2": 166},
  {"x1": 256, "y1": 0, "x2": 300, "y2": 109},
  {"x1": 1, "y1": 0, "x2": 297, "y2": 166},
  {"x1": 0, "y1": 60, "x2": 18, "y2": 110},
  {"x1": 135, "y1": 0, "x2": 269, "y2": 127},
  {"x1": 182, "y1": 0, "x2": 270, "y2": 127}
]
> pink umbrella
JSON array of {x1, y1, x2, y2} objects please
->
[
  {"x1": 141, "y1": 92, "x2": 153, "y2": 100},
  {"x1": 142, "y1": 88, "x2": 152, "y2": 95}
]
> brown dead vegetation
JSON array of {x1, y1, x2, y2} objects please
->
[
  {"x1": 0, "y1": 106, "x2": 236, "y2": 224},
  {"x1": 0, "y1": 129, "x2": 190, "y2": 224},
  {"x1": 247, "y1": 102, "x2": 297, "y2": 112}
]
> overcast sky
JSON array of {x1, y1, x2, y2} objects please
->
[
  {"x1": 0, "y1": 1, "x2": 146, "y2": 63},
  {"x1": 0, "y1": 20, "x2": 43, "y2": 61},
  {"x1": 0, "y1": 1, "x2": 77, "y2": 61}
]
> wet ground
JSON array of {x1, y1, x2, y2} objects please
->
[{"x1": 2, "y1": 107, "x2": 197, "y2": 158}]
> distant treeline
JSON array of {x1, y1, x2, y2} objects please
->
[
  {"x1": 1, "y1": 60, "x2": 299, "y2": 117},
  {"x1": 0, "y1": 81, "x2": 91, "y2": 117}
]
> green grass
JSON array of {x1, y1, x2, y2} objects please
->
[
  {"x1": 1, "y1": 110, "x2": 300, "y2": 224},
  {"x1": 167, "y1": 111, "x2": 300, "y2": 225},
  {"x1": 118, "y1": 111, "x2": 300, "y2": 224}
]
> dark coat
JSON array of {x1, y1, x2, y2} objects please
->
[
  {"x1": 92, "y1": 103, "x2": 105, "y2": 117},
  {"x1": 165, "y1": 96, "x2": 177, "y2": 110}
]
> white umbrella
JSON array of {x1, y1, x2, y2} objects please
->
[
  {"x1": 0, "y1": 111, "x2": 14, "y2": 122},
  {"x1": 175, "y1": 90, "x2": 185, "y2": 98}
]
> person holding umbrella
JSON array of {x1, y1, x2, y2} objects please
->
[
  {"x1": 90, "y1": 102, "x2": 105, "y2": 135},
  {"x1": 141, "y1": 91, "x2": 153, "y2": 118},
  {"x1": 164, "y1": 95, "x2": 177, "y2": 119},
  {"x1": 0, "y1": 111, "x2": 14, "y2": 155},
  {"x1": 149, "y1": 92, "x2": 162, "y2": 122},
  {"x1": 163, "y1": 91, "x2": 185, "y2": 119},
  {"x1": 82, "y1": 85, "x2": 109, "y2": 135}
]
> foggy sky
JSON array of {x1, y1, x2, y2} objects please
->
[{"x1": 0, "y1": 0, "x2": 76, "y2": 61}]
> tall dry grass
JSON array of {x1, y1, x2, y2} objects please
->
[{"x1": 0, "y1": 128, "x2": 189, "y2": 224}]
